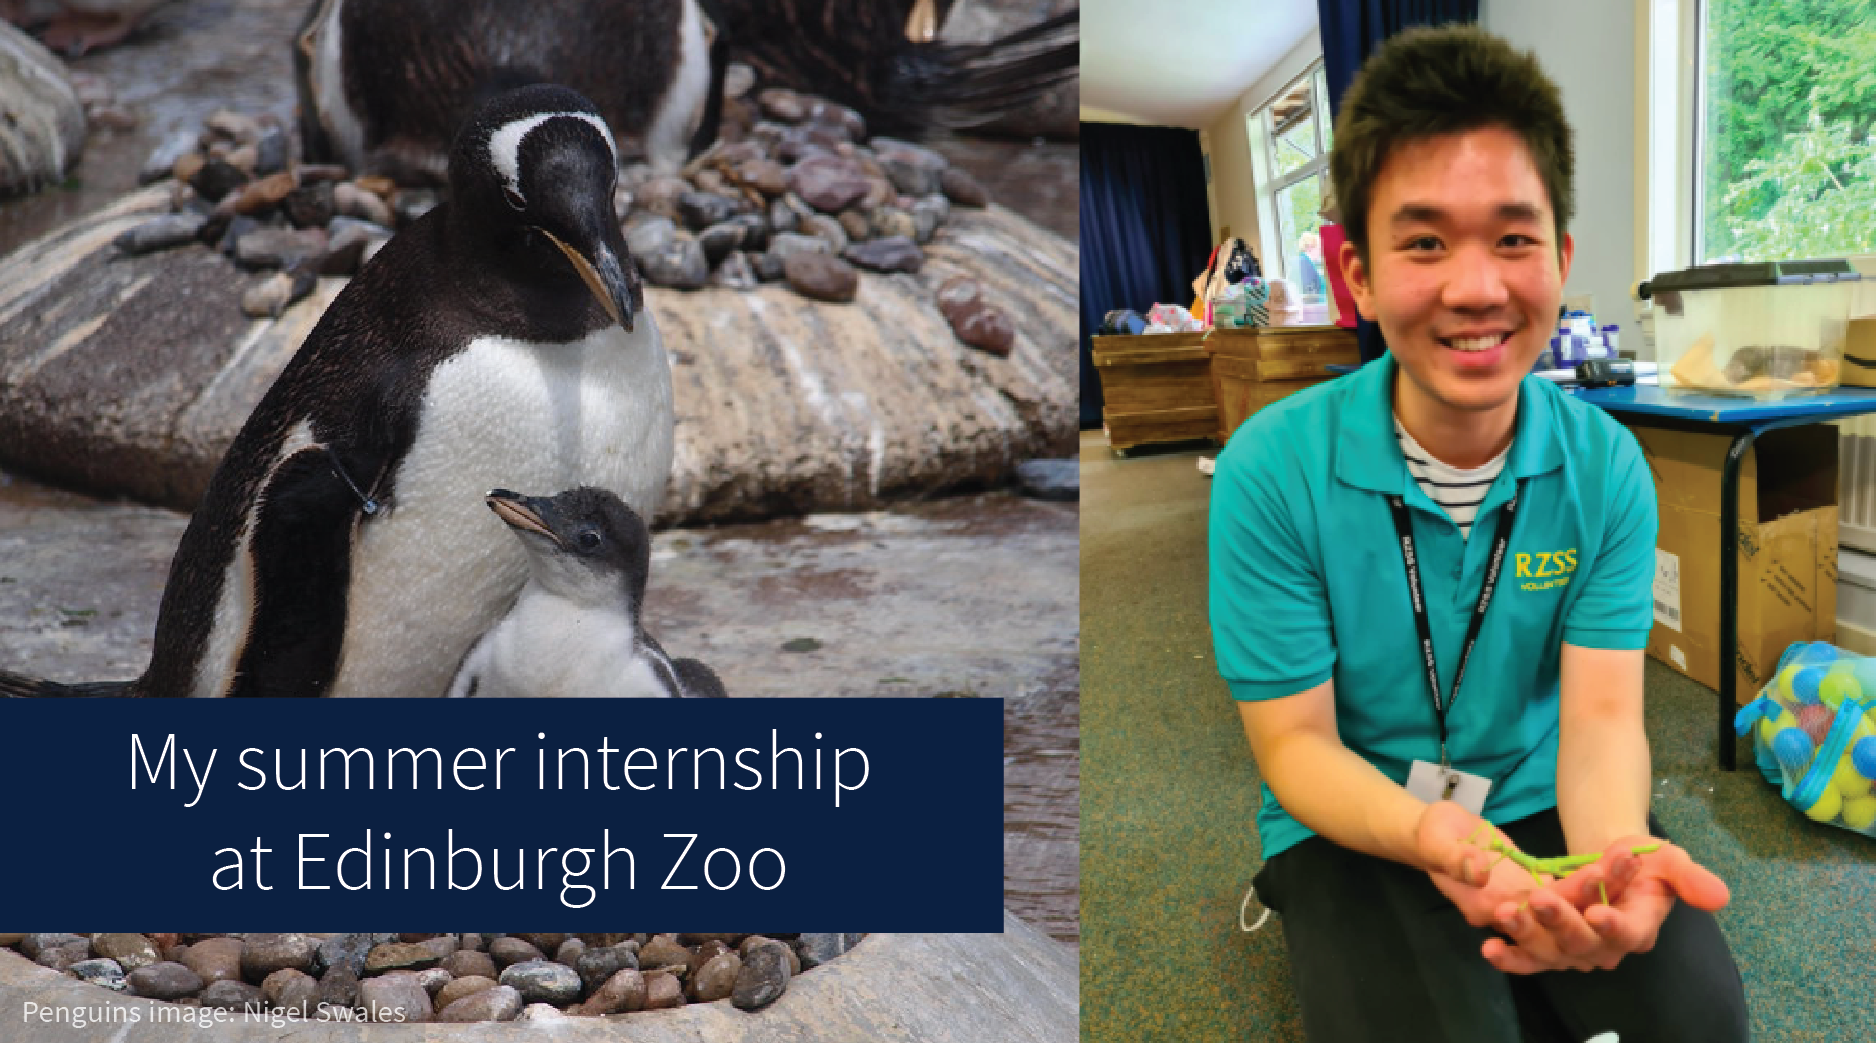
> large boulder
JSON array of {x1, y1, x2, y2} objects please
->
[
  {"x1": 0, "y1": 21, "x2": 87, "y2": 195},
  {"x1": 0, "y1": 186, "x2": 1076, "y2": 525}
]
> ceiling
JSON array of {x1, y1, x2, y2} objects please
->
[{"x1": 1080, "y1": 0, "x2": 1320, "y2": 129}]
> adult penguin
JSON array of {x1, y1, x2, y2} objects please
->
[
  {"x1": 295, "y1": 0, "x2": 722, "y2": 178},
  {"x1": 0, "y1": 84, "x2": 675, "y2": 699},
  {"x1": 293, "y1": 0, "x2": 1077, "y2": 178}
]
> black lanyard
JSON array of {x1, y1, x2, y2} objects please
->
[{"x1": 1388, "y1": 480, "x2": 1521, "y2": 767}]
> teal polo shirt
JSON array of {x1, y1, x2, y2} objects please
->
[{"x1": 1208, "y1": 355, "x2": 1657, "y2": 860}]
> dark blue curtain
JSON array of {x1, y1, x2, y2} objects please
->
[
  {"x1": 1079, "y1": 122, "x2": 1215, "y2": 427},
  {"x1": 1318, "y1": 0, "x2": 1478, "y2": 363}
]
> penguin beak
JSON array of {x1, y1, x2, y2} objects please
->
[
  {"x1": 487, "y1": 489, "x2": 561, "y2": 546},
  {"x1": 540, "y1": 229, "x2": 636, "y2": 333}
]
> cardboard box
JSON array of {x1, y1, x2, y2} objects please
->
[
  {"x1": 1624, "y1": 423, "x2": 1838, "y2": 702},
  {"x1": 1843, "y1": 316, "x2": 1876, "y2": 387}
]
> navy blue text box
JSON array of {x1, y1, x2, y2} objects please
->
[{"x1": 0, "y1": 698, "x2": 1003, "y2": 931}]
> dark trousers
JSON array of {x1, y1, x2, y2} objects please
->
[{"x1": 1252, "y1": 810, "x2": 1748, "y2": 1043}]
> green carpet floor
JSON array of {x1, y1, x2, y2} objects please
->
[{"x1": 1081, "y1": 429, "x2": 1876, "y2": 1043}]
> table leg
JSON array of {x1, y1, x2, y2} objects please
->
[{"x1": 1718, "y1": 429, "x2": 1757, "y2": 771}]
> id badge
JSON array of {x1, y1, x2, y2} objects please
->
[{"x1": 1406, "y1": 759, "x2": 1493, "y2": 816}]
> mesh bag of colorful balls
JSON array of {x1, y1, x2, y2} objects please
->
[{"x1": 1734, "y1": 641, "x2": 1876, "y2": 831}]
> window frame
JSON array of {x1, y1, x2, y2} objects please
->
[{"x1": 1249, "y1": 58, "x2": 1332, "y2": 285}]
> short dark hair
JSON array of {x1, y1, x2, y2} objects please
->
[{"x1": 1329, "y1": 24, "x2": 1574, "y2": 262}]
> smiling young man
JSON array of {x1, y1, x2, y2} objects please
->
[{"x1": 1208, "y1": 26, "x2": 1749, "y2": 1043}]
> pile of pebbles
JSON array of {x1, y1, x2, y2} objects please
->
[
  {"x1": 109, "y1": 71, "x2": 1015, "y2": 356},
  {"x1": 1, "y1": 931, "x2": 863, "y2": 1023}
]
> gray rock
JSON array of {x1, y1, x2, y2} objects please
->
[
  {"x1": 314, "y1": 933, "x2": 396, "y2": 977},
  {"x1": 730, "y1": 211, "x2": 770, "y2": 253},
  {"x1": 90, "y1": 933, "x2": 158, "y2": 971},
  {"x1": 637, "y1": 176, "x2": 690, "y2": 221},
  {"x1": 699, "y1": 220, "x2": 746, "y2": 264},
  {"x1": 690, "y1": 952, "x2": 741, "y2": 1002},
  {"x1": 911, "y1": 195, "x2": 950, "y2": 243},
  {"x1": 440, "y1": 948, "x2": 496, "y2": 980},
  {"x1": 731, "y1": 944, "x2": 790, "y2": 1010},
  {"x1": 127, "y1": 961, "x2": 203, "y2": 1000},
  {"x1": 241, "y1": 270, "x2": 315, "y2": 318},
  {"x1": 1016, "y1": 459, "x2": 1078, "y2": 501},
  {"x1": 417, "y1": 966, "x2": 454, "y2": 996},
  {"x1": 315, "y1": 966, "x2": 360, "y2": 1012},
  {"x1": 710, "y1": 250, "x2": 759, "y2": 290},
  {"x1": 233, "y1": 227, "x2": 327, "y2": 270},
  {"x1": 360, "y1": 969, "x2": 433, "y2": 1023},
  {"x1": 262, "y1": 968, "x2": 317, "y2": 1013},
  {"x1": 200, "y1": 979, "x2": 265, "y2": 1012},
  {"x1": 769, "y1": 196, "x2": 800, "y2": 234},
  {"x1": 767, "y1": 231, "x2": 830, "y2": 262},
  {"x1": 789, "y1": 153, "x2": 870, "y2": 213},
  {"x1": 574, "y1": 944, "x2": 639, "y2": 994},
  {"x1": 874, "y1": 139, "x2": 948, "y2": 196},
  {"x1": 785, "y1": 252, "x2": 860, "y2": 303},
  {"x1": 640, "y1": 237, "x2": 709, "y2": 290},
  {"x1": 70, "y1": 958, "x2": 127, "y2": 990},
  {"x1": 181, "y1": 937, "x2": 244, "y2": 984},
  {"x1": 499, "y1": 959, "x2": 582, "y2": 1005},
  {"x1": 806, "y1": 100, "x2": 866, "y2": 141},
  {"x1": 678, "y1": 191, "x2": 738, "y2": 230},
  {"x1": 845, "y1": 235, "x2": 924, "y2": 274},
  {"x1": 439, "y1": 983, "x2": 522, "y2": 1023},
  {"x1": 254, "y1": 125, "x2": 289, "y2": 176},
  {"x1": 37, "y1": 942, "x2": 88, "y2": 972},
  {"x1": 624, "y1": 213, "x2": 677, "y2": 258},
  {"x1": 753, "y1": 250, "x2": 787, "y2": 282},
  {"x1": 796, "y1": 932, "x2": 858, "y2": 969},
  {"x1": 487, "y1": 937, "x2": 544, "y2": 969},
  {"x1": 743, "y1": 936, "x2": 801, "y2": 976},
  {"x1": 115, "y1": 214, "x2": 206, "y2": 255},
  {"x1": 804, "y1": 213, "x2": 848, "y2": 254},
  {"x1": 18, "y1": 935, "x2": 82, "y2": 959}
]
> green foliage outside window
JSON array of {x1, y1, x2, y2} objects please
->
[{"x1": 1701, "y1": 0, "x2": 1876, "y2": 261}]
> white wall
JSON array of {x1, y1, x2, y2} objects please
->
[
  {"x1": 1202, "y1": 29, "x2": 1322, "y2": 264},
  {"x1": 1482, "y1": 0, "x2": 1639, "y2": 334}
]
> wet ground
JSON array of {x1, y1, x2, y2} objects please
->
[{"x1": 0, "y1": 0, "x2": 1079, "y2": 948}]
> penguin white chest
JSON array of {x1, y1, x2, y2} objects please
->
[{"x1": 330, "y1": 322, "x2": 675, "y2": 698}]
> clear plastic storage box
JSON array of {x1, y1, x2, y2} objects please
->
[{"x1": 1640, "y1": 260, "x2": 1861, "y2": 399}]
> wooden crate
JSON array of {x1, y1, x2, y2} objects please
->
[
  {"x1": 1091, "y1": 332, "x2": 1221, "y2": 452},
  {"x1": 1206, "y1": 325, "x2": 1359, "y2": 442}
]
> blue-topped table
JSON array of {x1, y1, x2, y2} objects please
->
[{"x1": 1570, "y1": 384, "x2": 1876, "y2": 769}]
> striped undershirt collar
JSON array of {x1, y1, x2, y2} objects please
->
[{"x1": 1393, "y1": 416, "x2": 1510, "y2": 539}]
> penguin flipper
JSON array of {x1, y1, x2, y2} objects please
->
[
  {"x1": 229, "y1": 445, "x2": 372, "y2": 698},
  {"x1": 672, "y1": 658, "x2": 729, "y2": 699}
]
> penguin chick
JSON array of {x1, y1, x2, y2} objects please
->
[
  {"x1": 448, "y1": 487, "x2": 729, "y2": 699},
  {"x1": 1, "y1": 83, "x2": 674, "y2": 700}
]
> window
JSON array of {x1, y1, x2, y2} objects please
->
[
  {"x1": 1696, "y1": 0, "x2": 1876, "y2": 264},
  {"x1": 1250, "y1": 60, "x2": 1334, "y2": 319}
]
